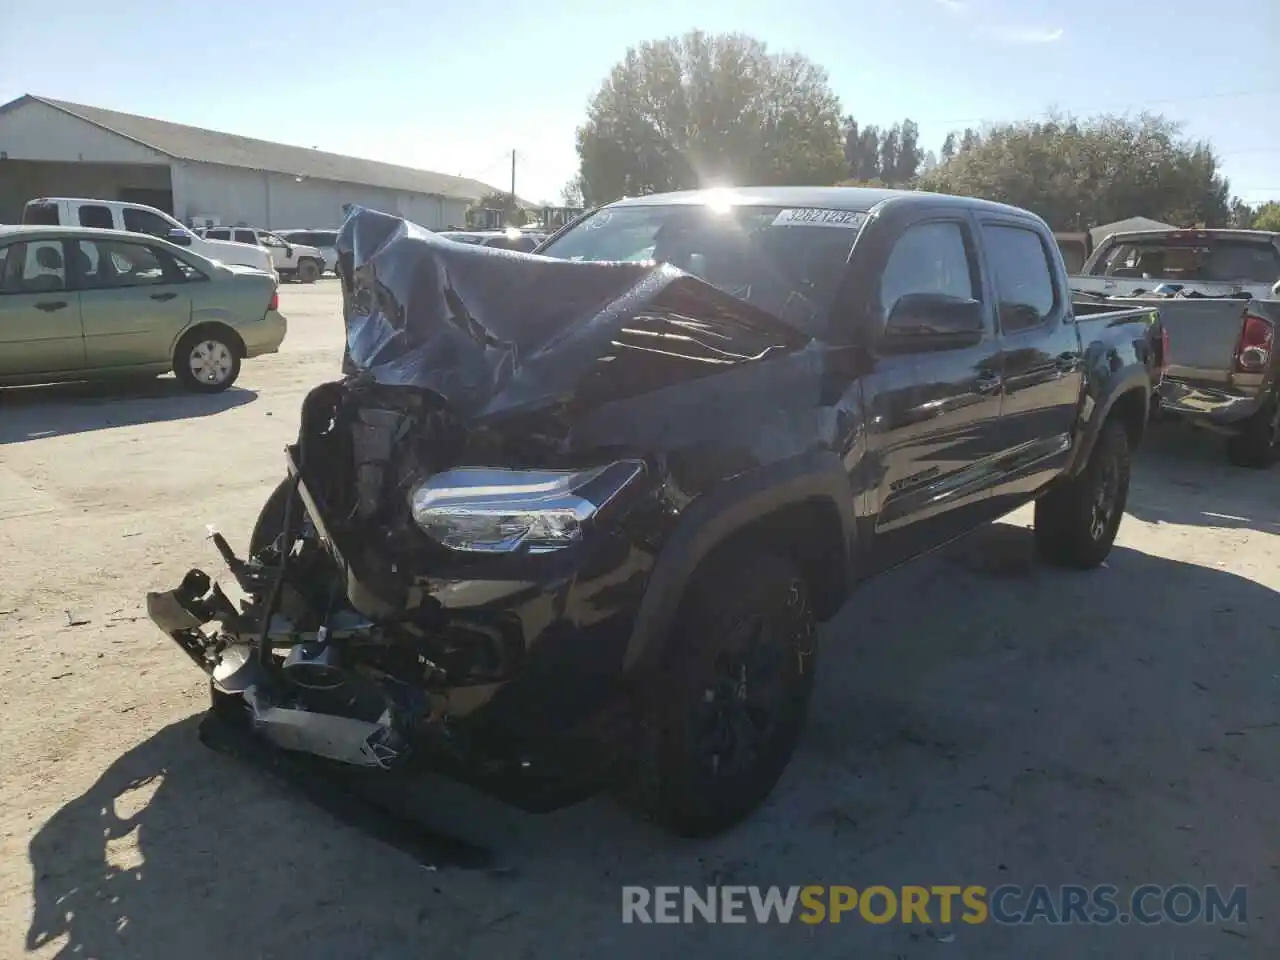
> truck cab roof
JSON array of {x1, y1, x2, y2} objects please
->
[{"x1": 606, "y1": 186, "x2": 1041, "y2": 222}]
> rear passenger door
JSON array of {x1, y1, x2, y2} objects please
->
[
  {"x1": 71, "y1": 238, "x2": 193, "y2": 369},
  {"x1": 979, "y1": 218, "x2": 1083, "y2": 503},
  {"x1": 0, "y1": 239, "x2": 86, "y2": 375}
]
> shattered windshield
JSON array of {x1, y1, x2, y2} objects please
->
[{"x1": 537, "y1": 203, "x2": 867, "y2": 333}]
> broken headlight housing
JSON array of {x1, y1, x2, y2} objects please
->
[{"x1": 409, "y1": 461, "x2": 645, "y2": 554}]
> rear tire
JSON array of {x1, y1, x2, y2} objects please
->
[
  {"x1": 1225, "y1": 394, "x2": 1280, "y2": 468},
  {"x1": 297, "y1": 259, "x2": 321, "y2": 284},
  {"x1": 174, "y1": 329, "x2": 241, "y2": 392},
  {"x1": 1034, "y1": 419, "x2": 1131, "y2": 569},
  {"x1": 619, "y1": 549, "x2": 817, "y2": 838}
]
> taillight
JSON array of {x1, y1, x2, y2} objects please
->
[
  {"x1": 1160, "y1": 325, "x2": 1171, "y2": 372},
  {"x1": 1233, "y1": 311, "x2": 1273, "y2": 373},
  {"x1": 269, "y1": 289, "x2": 279, "y2": 312}
]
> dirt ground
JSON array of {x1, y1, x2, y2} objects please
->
[{"x1": 1, "y1": 282, "x2": 1276, "y2": 959}]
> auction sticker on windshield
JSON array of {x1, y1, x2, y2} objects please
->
[{"x1": 772, "y1": 209, "x2": 868, "y2": 229}]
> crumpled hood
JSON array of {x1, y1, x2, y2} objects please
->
[{"x1": 334, "y1": 206, "x2": 812, "y2": 420}]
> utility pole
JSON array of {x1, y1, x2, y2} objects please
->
[{"x1": 509, "y1": 150, "x2": 517, "y2": 224}]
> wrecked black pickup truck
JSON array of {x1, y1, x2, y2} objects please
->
[{"x1": 146, "y1": 187, "x2": 1165, "y2": 838}]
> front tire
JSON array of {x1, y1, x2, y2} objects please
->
[
  {"x1": 1225, "y1": 394, "x2": 1280, "y2": 468},
  {"x1": 621, "y1": 549, "x2": 817, "y2": 838},
  {"x1": 174, "y1": 329, "x2": 241, "y2": 392},
  {"x1": 1034, "y1": 419, "x2": 1131, "y2": 569}
]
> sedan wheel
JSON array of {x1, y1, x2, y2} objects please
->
[
  {"x1": 174, "y1": 330, "x2": 242, "y2": 393},
  {"x1": 190, "y1": 340, "x2": 234, "y2": 384}
]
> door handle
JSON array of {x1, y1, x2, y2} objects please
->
[
  {"x1": 975, "y1": 372, "x2": 1003, "y2": 395},
  {"x1": 150, "y1": 292, "x2": 178, "y2": 301},
  {"x1": 35, "y1": 300, "x2": 68, "y2": 312}
]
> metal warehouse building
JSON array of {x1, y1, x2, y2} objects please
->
[{"x1": 0, "y1": 94, "x2": 504, "y2": 230}]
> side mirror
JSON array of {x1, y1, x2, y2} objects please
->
[
  {"x1": 166, "y1": 228, "x2": 193, "y2": 247},
  {"x1": 285, "y1": 245, "x2": 294, "y2": 257},
  {"x1": 882, "y1": 292, "x2": 984, "y2": 351}
]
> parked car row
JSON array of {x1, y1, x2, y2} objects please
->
[
  {"x1": 195, "y1": 226, "x2": 331, "y2": 283},
  {"x1": 436, "y1": 227, "x2": 548, "y2": 252}
]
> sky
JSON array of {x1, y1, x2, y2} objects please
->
[{"x1": 2, "y1": 0, "x2": 1277, "y2": 207}]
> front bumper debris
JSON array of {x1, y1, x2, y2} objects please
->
[{"x1": 144, "y1": 568, "x2": 237, "y2": 673}]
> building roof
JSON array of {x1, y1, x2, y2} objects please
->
[{"x1": 5, "y1": 94, "x2": 513, "y2": 203}]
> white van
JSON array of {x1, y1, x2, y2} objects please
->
[{"x1": 21, "y1": 198, "x2": 276, "y2": 276}]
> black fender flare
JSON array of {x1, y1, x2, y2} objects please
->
[
  {"x1": 620, "y1": 450, "x2": 857, "y2": 675},
  {"x1": 1066, "y1": 365, "x2": 1152, "y2": 477}
]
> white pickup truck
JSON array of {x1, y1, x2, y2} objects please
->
[
  {"x1": 21, "y1": 198, "x2": 275, "y2": 276},
  {"x1": 1071, "y1": 227, "x2": 1280, "y2": 300},
  {"x1": 197, "y1": 226, "x2": 326, "y2": 283}
]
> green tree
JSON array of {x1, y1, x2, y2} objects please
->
[
  {"x1": 560, "y1": 176, "x2": 587, "y2": 208},
  {"x1": 919, "y1": 113, "x2": 1231, "y2": 230},
  {"x1": 470, "y1": 191, "x2": 527, "y2": 227},
  {"x1": 574, "y1": 31, "x2": 846, "y2": 203},
  {"x1": 1252, "y1": 201, "x2": 1280, "y2": 231},
  {"x1": 940, "y1": 132, "x2": 957, "y2": 163},
  {"x1": 841, "y1": 118, "x2": 923, "y2": 185}
]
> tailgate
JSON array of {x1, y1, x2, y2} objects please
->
[{"x1": 1131, "y1": 298, "x2": 1247, "y2": 384}]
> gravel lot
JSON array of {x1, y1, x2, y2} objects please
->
[{"x1": 1, "y1": 282, "x2": 1276, "y2": 959}]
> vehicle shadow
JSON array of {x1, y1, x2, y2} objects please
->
[
  {"x1": 24, "y1": 524, "x2": 1279, "y2": 959},
  {"x1": 1127, "y1": 420, "x2": 1279, "y2": 534},
  {"x1": 0, "y1": 378, "x2": 257, "y2": 445}
]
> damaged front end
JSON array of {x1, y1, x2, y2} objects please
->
[{"x1": 146, "y1": 204, "x2": 820, "y2": 811}]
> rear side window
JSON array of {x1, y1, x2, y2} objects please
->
[
  {"x1": 73, "y1": 239, "x2": 171, "y2": 289},
  {"x1": 879, "y1": 221, "x2": 976, "y2": 318},
  {"x1": 170, "y1": 255, "x2": 207, "y2": 281},
  {"x1": 233, "y1": 229, "x2": 257, "y2": 245},
  {"x1": 22, "y1": 201, "x2": 60, "y2": 225},
  {"x1": 77, "y1": 205, "x2": 114, "y2": 229},
  {"x1": 981, "y1": 224, "x2": 1056, "y2": 332},
  {"x1": 122, "y1": 207, "x2": 175, "y2": 239},
  {"x1": 205, "y1": 228, "x2": 230, "y2": 240}
]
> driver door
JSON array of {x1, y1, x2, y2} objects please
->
[{"x1": 857, "y1": 214, "x2": 1008, "y2": 572}]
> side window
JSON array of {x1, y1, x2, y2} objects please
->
[
  {"x1": 259, "y1": 233, "x2": 286, "y2": 247},
  {"x1": 981, "y1": 224, "x2": 1056, "y2": 333},
  {"x1": 233, "y1": 229, "x2": 258, "y2": 245},
  {"x1": 0, "y1": 241, "x2": 67, "y2": 294},
  {"x1": 122, "y1": 207, "x2": 176, "y2": 238},
  {"x1": 78, "y1": 205, "x2": 114, "y2": 229},
  {"x1": 205, "y1": 228, "x2": 231, "y2": 240},
  {"x1": 74, "y1": 239, "x2": 170, "y2": 289},
  {"x1": 879, "y1": 221, "x2": 976, "y2": 318}
]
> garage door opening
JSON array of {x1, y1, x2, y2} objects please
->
[{"x1": 0, "y1": 161, "x2": 173, "y2": 222}]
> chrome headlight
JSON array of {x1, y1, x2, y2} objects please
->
[{"x1": 409, "y1": 460, "x2": 645, "y2": 554}]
